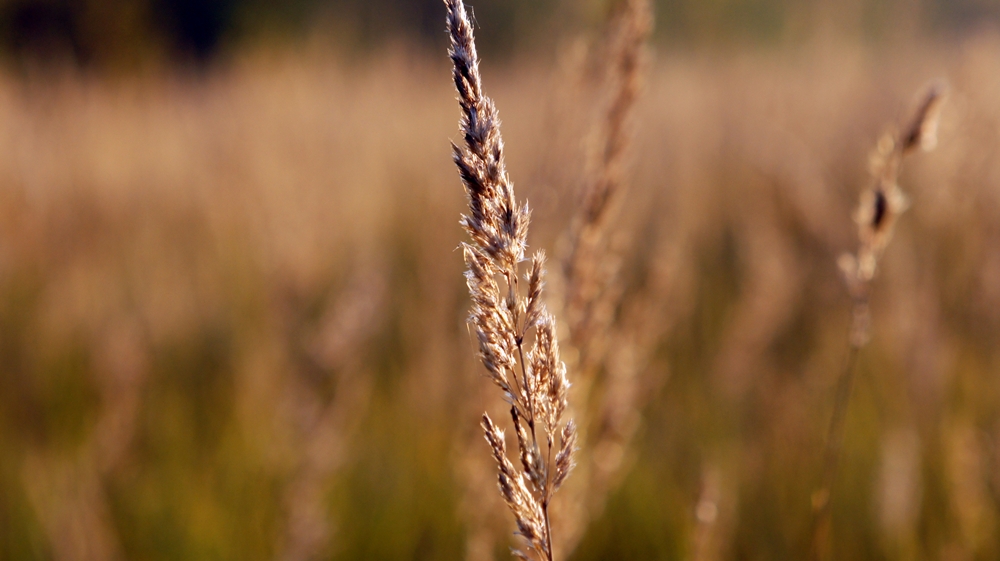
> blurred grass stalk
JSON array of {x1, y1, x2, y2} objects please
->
[{"x1": 808, "y1": 80, "x2": 947, "y2": 561}]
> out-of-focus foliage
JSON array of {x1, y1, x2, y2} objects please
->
[
  {"x1": 1, "y1": 22, "x2": 1000, "y2": 559},
  {"x1": 1, "y1": 0, "x2": 1000, "y2": 68}
]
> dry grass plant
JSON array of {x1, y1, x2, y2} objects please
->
[
  {"x1": 446, "y1": 0, "x2": 667, "y2": 557},
  {"x1": 446, "y1": 1, "x2": 578, "y2": 559},
  {"x1": 807, "y1": 80, "x2": 948, "y2": 561},
  {"x1": 561, "y1": 0, "x2": 654, "y2": 368}
]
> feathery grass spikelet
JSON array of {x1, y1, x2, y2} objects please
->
[
  {"x1": 841, "y1": 80, "x2": 948, "y2": 294},
  {"x1": 836, "y1": 80, "x2": 947, "y2": 347},
  {"x1": 446, "y1": 1, "x2": 577, "y2": 559}
]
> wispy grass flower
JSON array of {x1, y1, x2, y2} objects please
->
[{"x1": 445, "y1": 1, "x2": 578, "y2": 559}]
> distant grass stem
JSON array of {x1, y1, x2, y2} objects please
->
[{"x1": 808, "y1": 81, "x2": 947, "y2": 561}]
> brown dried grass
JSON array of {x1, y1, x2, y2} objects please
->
[
  {"x1": 1, "y1": 25, "x2": 999, "y2": 561},
  {"x1": 446, "y1": 1, "x2": 577, "y2": 559}
]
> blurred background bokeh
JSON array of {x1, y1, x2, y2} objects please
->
[{"x1": 1, "y1": 0, "x2": 1000, "y2": 560}]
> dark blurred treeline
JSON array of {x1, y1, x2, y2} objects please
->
[{"x1": 0, "y1": 0, "x2": 997, "y2": 69}]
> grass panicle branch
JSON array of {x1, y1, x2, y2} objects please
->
[
  {"x1": 446, "y1": 1, "x2": 578, "y2": 559},
  {"x1": 808, "y1": 80, "x2": 948, "y2": 561}
]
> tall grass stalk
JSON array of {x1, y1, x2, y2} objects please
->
[
  {"x1": 563, "y1": 0, "x2": 653, "y2": 369},
  {"x1": 554, "y1": 0, "x2": 659, "y2": 554},
  {"x1": 445, "y1": 1, "x2": 578, "y2": 558},
  {"x1": 807, "y1": 81, "x2": 947, "y2": 561}
]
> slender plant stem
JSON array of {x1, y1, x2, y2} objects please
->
[
  {"x1": 806, "y1": 297, "x2": 869, "y2": 561},
  {"x1": 805, "y1": 80, "x2": 946, "y2": 561},
  {"x1": 543, "y1": 500, "x2": 554, "y2": 561},
  {"x1": 514, "y1": 274, "x2": 548, "y2": 561}
]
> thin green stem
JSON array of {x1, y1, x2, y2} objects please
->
[{"x1": 806, "y1": 296, "x2": 869, "y2": 561}]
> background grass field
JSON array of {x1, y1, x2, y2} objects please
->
[{"x1": 1, "y1": 1, "x2": 1000, "y2": 559}]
